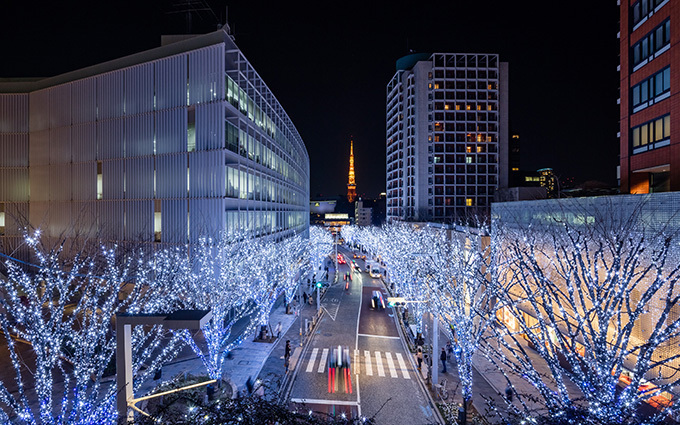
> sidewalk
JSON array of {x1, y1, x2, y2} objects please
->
[
  {"x1": 255, "y1": 265, "x2": 337, "y2": 399},
  {"x1": 134, "y1": 262, "x2": 337, "y2": 404}
]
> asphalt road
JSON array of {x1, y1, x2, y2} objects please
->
[{"x1": 288, "y1": 247, "x2": 437, "y2": 424}]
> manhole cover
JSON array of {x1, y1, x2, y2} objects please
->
[
  {"x1": 324, "y1": 333, "x2": 333, "y2": 337},
  {"x1": 238, "y1": 360, "x2": 252, "y2": 365}
]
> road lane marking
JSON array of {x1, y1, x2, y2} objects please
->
[
  {"x1": 306, "y1": 348, "x2": 319, "y2": 373},
  {"x1": 375, "y1": 351, "x2": 385, "y2": 377},
  {"x1": 354, "y1": 349, "x2": 359, "y2": 375},
  {"x1": 385, "y1": 352, "x2": 398, "y2": 378},
  {"x1": 364, "y1": 350, "x2": 372, "y2": 376},
  {"x1": 357, "y1": 333, "x2": 400, "y2": 339},
  {"x1": 395, "y1": 352, "x2": 411, "y2": 379},
  {"x1": 290, "y1": 398, "x2": 359, "y2": 406},
  {"x1": 318, "y1": 348, "x2": 329, "y2": 373}
]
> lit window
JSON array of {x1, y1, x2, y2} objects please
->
[
  {"x1": 466, "y1": 198, "x2": 473, "y2": 206},
  {"x1": 97, "y1": 161, "x2": 103, "y2": 200},
  {"x1": 466, "y1": 146, "x2": 472, "y2": 153},
  {"x1": 154, "y1": 200, "x2": 161, "y2": 242},
  {"x1": 512, "y1": 167, "x2": 519, "y2": 171},
  {"x1": 444, "y1": 104, "x2": 450, "y2": 110},
  {"x1": 466, "y1": 104, "x2": 471, "y2": 110},
  {"x1": 466, "y1": 156, "x2": 473, "y2": 164}
]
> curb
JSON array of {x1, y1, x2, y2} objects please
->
[{"x1": 384, "y1": 281, "x2": 446, "y2": 425}]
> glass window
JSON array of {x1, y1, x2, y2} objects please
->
[
  {"x1": 655, "y1": 73, "x2": 663, "y2": 95},
  {"x1": 633, "y1": 85, "x2": 640, "y2": 106},
  {"x1": 664, "y1": 115, "x2": 671, "y2": 138},
  {"x1": 641, "y1": 81, "x2": 649, "y2": 102},
  {"x1": 656, "y1": 26, "x2": 664, "y2": 50},
  {"x1": 663, "y1": 68, "x2": 671, "y2": 91},
  {"x1": 633, "y1": 127, "x2": 641, "y2": 147},
  {"x1": 655, "y1": 119, "x2": 663, "y2": 141},
  {"x1": 641, "y1": 123, "x2": 649, "y2": 145}
]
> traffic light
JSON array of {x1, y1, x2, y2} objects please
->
[
  {"x1": 387, "y1": 297, "x2": 406, "y2": 307},
  {"x1": 316, "y1": 281, "x2": 323, "y2": 288}
]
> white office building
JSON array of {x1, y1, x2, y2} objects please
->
[
  {"x1": 0, "y1": 27, "x2": 309, "y2": 256},
  {"x1": 386, "y1": 53, "x2": 508, "y2": 222}
]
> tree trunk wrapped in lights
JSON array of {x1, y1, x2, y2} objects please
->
[
  {"x1": 0, "y1": 233, "x2": 182, "y2": 424},
  {"x1": 489, "y1": 200, "x2": 680, "y2": 424}
]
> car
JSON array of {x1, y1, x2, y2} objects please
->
[
  {"x1": 352, "y1": 261, "x2": 361, "y2": 272},
  {"x1": 371, "y1": 290, "x2": 386, "y2": 310},
  {"x1": 352, "y1": 253, "x2": 366, "y2": 260},
  {"x1": 337, "y1": 254, "x2": 346, "y2": 264}
]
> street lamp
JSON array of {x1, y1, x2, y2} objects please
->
[{"x1": 116, "y1": 309, "x2": 212, "y2": 422}]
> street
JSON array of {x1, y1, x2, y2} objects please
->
[{"x1": 288, "y1": 247, "x2": 437, "y2": 424}]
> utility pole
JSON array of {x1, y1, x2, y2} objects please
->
[{"x1": 432, "y1": 310, "x2": 439, "y2": 390}]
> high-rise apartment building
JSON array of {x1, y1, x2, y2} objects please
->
[
  {"x1": 619, "y1": 0, "x2": 675, "y2": 193},
  {"x1": 386, "y1": 53, "x2": 508, "y2": 222},
  {"x1": 0, "y1": 27, "x2": 310, "y2": 256}
]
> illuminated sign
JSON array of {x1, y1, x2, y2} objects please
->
[{"x1": 325, "y1": 213, "x2": 349, "y2": 220}]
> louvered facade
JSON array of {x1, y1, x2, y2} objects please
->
[{"x1": 0, "y1": 29, "x2": 309, "y2": 257}]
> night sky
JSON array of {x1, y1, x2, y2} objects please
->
[{"x1": 1, "y1": 1, "x2": 620, "y2": 199}]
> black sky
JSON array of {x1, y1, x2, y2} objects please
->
[{"x1": 0, "y1": 1, "x2": 620, "y2": 199}]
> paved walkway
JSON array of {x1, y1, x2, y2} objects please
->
[{"x1": 133, "y1": 262, "x2": 337, "y2": 406}]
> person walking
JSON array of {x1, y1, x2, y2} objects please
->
[
  {"x1": 440, "y1": 347, "x2": 447, "y2": 373},
  {"x1": 275, "y1": 321, "x2": 282, "y2": 339},
  {"x1": 416, "y1": 347, "x2": 423, "y2": 370},
  {"x1": 284, "y1": 340, "x2": 292, "y2": 372}
]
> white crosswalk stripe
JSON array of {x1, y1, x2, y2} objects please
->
[
  {"x1": 306, "y1": 348, "x2": 318, "y2": 373},
  {"x1": 364, "y1": 350, "x2": 373, "y2": 376},
  {"x1": 303, "y1": 348, "x2": 412, "y2": 379},
  {"x1": 395, "y1": 352, "x2": 411, "y2": 379},
  {"x1": 375, "y1": 351, "x2": 385, "y2": 377},
  {"x1": 385, "y1": 352, "x2": 398, "y2": 378},
  {"x1": 318, "y1": 348, "x2": 329, "y2": 373}
]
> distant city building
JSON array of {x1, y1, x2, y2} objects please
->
[
  {"x1": 0, "y1": 27, "x2": 310, "y2": 256},
  {"x1": 355, "y1": 199, "x2": 372, "y2": 226},
  {"x1": 538, "y1": 168, "x2": 558, "y2": 198},
  {"x1": 310, "y1": 200, "x2": 337, "y2": 225},
  {"x1": 386, "y1": 53, "x2": 509, "y2": 223},
  {"x1": 509, "y1": 133, "x2": 521, "y2": 186},
  {"x1": 619, "y1": 0, "x2": 674, "y2": 193},
  {"x1": 347, "y1": 139, "x2": 357, "y2": 203}
]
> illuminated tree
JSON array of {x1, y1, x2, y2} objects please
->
[
  {"x1": 172, "y1": 233, "x2": 264, "y2": 381},
  {"x1": 489, "y1": 202, "x2": 680, "y2": 424},
  {"x1": 426, "y1": 222, "x2": 498, "y2": 416},
  {"x1": 0, "y1": 233, "x2": 181, "y2": 424}
]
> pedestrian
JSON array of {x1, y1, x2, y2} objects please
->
[
  {"x1": 416, "y1": 347, "x2": 423, "y2": 370},
  {"x1": 440, "y1": 347, "x2": 447, "y2": 373},
  {"x1": 446, "y1": 341, "x2": 453, "y2": 361},
  {"x1": 505, "y1": 384, "x2": 513, "y2": 403},
  {"x1": 284, "y1": 340, "x2": 291, "y2": 372},
  {"x1": 246, "y1": 376, "x2": 254, "y2": 395},
  {"x1": 275, "y1": 321, "x2": 282, "y2": 339},
  {"x1": 303, "y1": 292, "x2": 308, "y2": 304}
]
